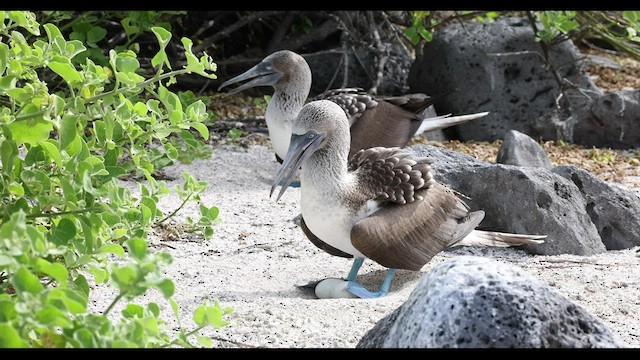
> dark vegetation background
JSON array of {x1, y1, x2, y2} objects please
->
[{"x1": 43, "y1": 10, "x2": 639, "y2": 96}]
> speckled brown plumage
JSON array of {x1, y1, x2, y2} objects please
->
[{"x1": 348, "y1": 147, "x2": 436, "y2": 204}]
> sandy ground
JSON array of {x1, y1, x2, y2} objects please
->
[{"x1": 89, "y1": 143, "x2": 640, "y2": 348}]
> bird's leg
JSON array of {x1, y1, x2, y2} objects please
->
[
  {"x1": 346, "y1": 257, "x2": 365, "y2": 282},
  {"x1": 347, "y1": 267, "x2": 397, "y2": 299}
]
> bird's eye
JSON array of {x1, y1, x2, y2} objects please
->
[{"x1": 308, "y1": 133, "x2": 315, "y2": 139}]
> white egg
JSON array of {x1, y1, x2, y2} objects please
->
[{"x1": 314, "y1": 278, "x2": 359, "y2": 299}]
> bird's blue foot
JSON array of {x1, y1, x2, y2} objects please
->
[
  {"x1": 346, "y1": 268, "x2": 397, "y2": 299},
  {"x1": 346, "y1": 281, "x2": 390, "y2": 299}
]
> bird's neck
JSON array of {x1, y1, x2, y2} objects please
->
[
  {"x1": 266, "y1": 77, "x2": 312, "y2": 159},
  {"x1": 301, "y1": 133, "x2": 350, "y2": 193}
]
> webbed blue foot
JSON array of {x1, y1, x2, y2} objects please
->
[
  {"x1": 346, "y1": 268, "x2": 397, "y2": 299},
  {"x1": 346, "y1": 281, "x2": 389, "y2": 298}
]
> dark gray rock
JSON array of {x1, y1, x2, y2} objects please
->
[
  {"x1": 408, "y1": 17, "x2": 601, "y2": 143},
  {"x1": 497, "y1": 130, "x2": 553, "y2": 169},
  {"x1": 357, "y1": 256, "x2": 626, "y2": 348},
  {"x1": 306, "y1": 47, "x2": 412, "y2": 97},
  {"x1": 536, "y1": 90, "x2": 640, "y2": 149},
  {"x1": 552, "y1": 165, "x2": 640, "y2": 250},
  {"x1": 409, "y1": 144, "x2": 606, "y2": 255}
]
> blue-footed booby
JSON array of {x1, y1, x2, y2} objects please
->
[
  {"x1": 217, "y1": 50, "x2": 489, "y2": 163},
  {"x1": 271, "y1": 100, "x2": 546, "y2": 299}
]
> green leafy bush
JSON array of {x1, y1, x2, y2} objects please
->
[{"x1": 0, "y1": 11, "x2": 230, "y2": 348}]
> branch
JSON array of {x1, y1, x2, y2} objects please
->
[
  {"x1": 192, "y1": 11, "x2": 284, "y2": 55},
  {"x1": 266, "y1": 12, "x2": 297, "y2": 53},
  {"x1": 277, "y1": 17, "x2": 341, "y2": 52}
]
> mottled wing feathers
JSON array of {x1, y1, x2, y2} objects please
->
[
  {"x1": 347, "y1": 102, "x2": 424, "y2": 158},
  {"x1": 315, "y1": 89, "x2": 449, "y2": 157},
  {"x1": 351, "y1": 183, "x2": 484, "y2": 271},
  {"x1": 348, "y1": 147, "x2": 435, "y2": 204},
  {"x1": 314, "y1": 88, "x2": 378, "y2": 124},
  {"x1": 377, "y1": 91, "x2": 450, "y2": 114}
]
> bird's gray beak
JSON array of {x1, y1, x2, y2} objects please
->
[
  {"x1": 271, "y1": 130, "x2": 326, "y2": 202},
  {"x1": 217, "y1": 61, "x2": 282, "y2": 97}
]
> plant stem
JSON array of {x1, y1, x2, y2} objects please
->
[
  {"x1": 103, "y1": 292, "x2": 126, "y2": 316},
  {"x1": 84, "y1": 69, "x2": 190, "y2": 103},
  {"x1": 24, "y1": 207, "x2": 103, "y2": 219},
  {"x1": 156, "y1": 191, "x2": 192, "y2": 224}
]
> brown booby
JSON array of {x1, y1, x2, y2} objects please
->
[
  {"x1": 271, "y1": 100, "x2": 546, "y2": 299},
  {"x1": 217, "y1": 50, "x2": 489, "y2": 164}
]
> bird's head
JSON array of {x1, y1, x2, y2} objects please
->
[
  {"x1": 217, "y1": 50, "x2": 310, "y2": 96},
  {"x1": 270, "y1": 100, "x2": 349, "y2": 202}
]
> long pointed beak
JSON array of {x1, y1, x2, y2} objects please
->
[
  {"x1": 271, "y1": 130, "x2": 326, "y2": 202},
  {"x1": 217, "y1": 61, "x2": 282, "y2": 97}
]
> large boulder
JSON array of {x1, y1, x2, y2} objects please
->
[
  {"x1": 552, "y1": 165, "x2": 640, "y2": 249},
  {"x1": 408, "y1": 17, "x2": 601, "y2": 143},
  {"x1": 534, "y1": 89, "x2": 640, "y2": 149},
  {"x1": 410, "y1": 144, "x2": 605, "y2": 255},
  {"x1": 357, "y1": 256, "x2": 626, "y2": 348}
]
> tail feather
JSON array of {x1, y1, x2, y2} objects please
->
[
  {"x1": 415, "y1": 111, "x2": 490, "y2": 135},
  {"x1": 451, "y1": 229, "x2": 546, "y2": 248}
]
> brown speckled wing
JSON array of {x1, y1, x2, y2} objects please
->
[
  {"x1": 348, "y1": 147, "x2": 435, "y2": 204},
  {"x1": 350, "y1": 182, "x2": 484, "y2": 271},
  {"x1": 347, "y1": 102, "x2": 423, "y2": 158},
  {"x1": 314, "y1": 88, "x2": 378, "y2": 121}
]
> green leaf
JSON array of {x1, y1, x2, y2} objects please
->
[
  {"x1": 8, "y1": 107, "x2": 53, "y2": 146},
  {"x1": 0, "y1": 138, "x2": 17, "y2": 175},
  {"x1": 125, "y1": 238, "x2": 147, "y2": 260},
  {"x1": 36, "y1": 305, "x2": 72, "y2": 327},
  {"x1": 205, "y1": 304, "x2": 227, "y2": 328},
  {"x1": 52, "y1": 218, "x2": 76, "y2": 245},
  {"x1": 122, "y1": 303, "x2": 144, "y2": 318},
  {"x1": 72, "y1": 328, "x2": 97, "y2": 348},
  {"x1": 140, "y1": 316, "x2": 159, "y2": 335},
  {"x1": 110, "y1": 265, "x2": 138, "y2": 290},
  {"x1": 39, "y1": 140, "x2": 62, "y2": 165},
  {"x1": 48, "y1": 59, "x2": 83, "y2": 83},
  {"x1": 196, "y1": 336, "x2": 213, "y2": 348},
  {"x1": 170, "y1": 298, "x2": 181, "y2": 325},
  {"x1": 88, "y1": 265, "x2": 108, "y2": 284},
  {"x1": 191, "y1": 122, "x2": 209, "y2": 140},
  {"x1": 154, "y1": 278, "x2": 174, "y2": 298},
  {"x1": 193, "y1": 303, "x2": 206, "y2": 326},
  {"x1": 12, "y1": 266, "x2": 45, "y2": 294},
  {"x1": 0, "y1": 42, "x2": 8, "y2": 75},
  {"x1": 182, "y1": 38, "x2": 203, "y2": 73},
  {"x1": 48, "y1": 288, "x2": 88, "y2": 314},
  {"x1": 59, "y1": 114, "x2": 79, "y2": 150},
  {"x1": 99, "y1": 243, "x2": 125, "y2": 258},
  {"x1": 624, "y1": 11, "x2": 640, "y2": 23},
  {"x1": 87, "y1": 26, "x2": 107, "y2": 43},
  {"x1": 0, "y1": 324, "x2": 27, "y2": 348},
  {"x1": 74, "y1": 274, "x2": 90, "y2": 296},
  {"x1": 147, "y1": 302, "x2": 160, "y2": 317},
  {"x1": 151, "y1": 26, "x2": 172, "y2": 70},
  {"x1": 0, "y1": 299, "x2": 17, "y2": 321},
  {"x1": 0, "y1": 255, "x2": 14, "y2": 266},
  {"x1": 0, "y1": 75, "x2": 17, "y2": 92},
  {"x1": 36, "y1": 258, "x2": 69, "y2": 286}
]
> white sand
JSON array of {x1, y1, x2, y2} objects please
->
[{"x1": 89, "y1": 143, "x2": 640, "y2": 348}]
